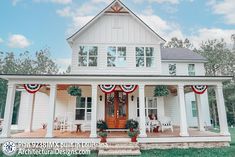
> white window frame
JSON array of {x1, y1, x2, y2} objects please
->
[
  {"x1": 75, "y1": 97, "x2": 92, "y2": 121},
  {"x1": 188, "y1": 64, "x2": 195, "y2": 76},
  {"x1": 135, "y1": 47, "x2": 155, "y2": 67},
  {"x1": 169, "y1": 63, "x2": 176, "y2": 75},
  {"x1": 136, "y1": 97, "x2": 157, "y2": 118},
  {"x1": 78, "y1": 46, "x2": 98, "y2": 67},
  {"x1": 107, "y1": 46, "x2": 127, "y2": 67}
]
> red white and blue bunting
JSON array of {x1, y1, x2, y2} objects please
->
[
  {"x1": 99, "y1": 85, "x2": 138, "y2": 94},
  {"x1": 120, "y1": 85, "x2": 138, "y2": 94},
  {"x1": 24, "y1": 84, "x2": 42, "y2": 94},
  {"x1": 191, "y1": 85, "x2": 208, "y2": 94},
  {"x1": 99, "y1": 85, "x2": 117, "y2": 94}
]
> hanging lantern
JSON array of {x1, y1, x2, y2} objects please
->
[
  {"x1": 24, "y1": 84, "x2": 42, "y2": 94},
  {"x1": 191, "y1": 85, "x2": 208, "y2": 94},
  {"x1": 120, "y1": 85, "x2": 138, "y2": 94},
  {"x1": 99, "y1": 85, "x2": 116, "y2": 94}
]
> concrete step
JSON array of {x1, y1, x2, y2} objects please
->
[
  {"x1": 98, "y1": 142, "x2": 141, "y2": 156},
  {"x1": 98, "y1": 145, "x2": 140, "y2": 150},
  {"x1": 98, "y1": 149, "x2": 141, "y2": 156}
]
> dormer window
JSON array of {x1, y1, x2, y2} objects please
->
[
  {"x1": 188, "y1": 64, "x2": 195, "y2": 76},
  {"x1": 169, "y1": 64, "x2": 176, "y2": 75},
  {"x1": 78, "y1": 46, "x2": 98, "y2": 67},
  {"x1": 136, "y1": 47, "x2": 155, "y2": 67},
  {"x1": 107, "y1": 46, "x2": 127, "y2": 67}
]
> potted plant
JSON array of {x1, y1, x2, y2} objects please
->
[
  {"x1": 97, "y1": 120, "x2": 108, "y2": 132},
  {"x1": 67, "y1": 86, "x2": 82, "y2": 97},
  {"x1": 98, "y1": 131, "x2": 108, "y2": 143},
  {"x1": 128, "y1": 129, "x2": 139, "y2": 142},
  {"x1": 126, "y1": 119, "x2": 139, "y2": 132},
  {"x1": 154, "y1": 85, "x2": 169, "y2": 97}
]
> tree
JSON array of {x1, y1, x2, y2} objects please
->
[
  {"x1": 0, "y1": 49, "x2": 59, "y2": 123},
  {"x1": 196, "y1": 39, "x2": 235, "y2": 127},
  {"x1": 164, "y1": 37, "x2": 193, "y2": 49}
]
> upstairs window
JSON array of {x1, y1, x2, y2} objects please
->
[
  {"x1": 169, "y1": 64, "x2": 176, "y2": 75},
  {"x1": 136, "y1": 47, "x2": 155, "y2": 67},
  {"x1": 188, "y1": 64, "x2": 195, "y2": 76},
  {"x1": 78, "y1": 46, "x2": 98, "y2": 67},
  {"x1": 107, "y1": 46, "x2": 126, "y2": 67}
]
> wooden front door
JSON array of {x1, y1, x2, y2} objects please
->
[{"x1": 105, "y1": 91, "x2": 128, "y2": 129}]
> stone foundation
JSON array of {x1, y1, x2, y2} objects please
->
[{"x1": 139, "y1": 142, "x2": 230, "y2": 150}]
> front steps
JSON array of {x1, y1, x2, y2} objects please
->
[{"x1": 98, "y1": 142, "x2": 141, "y2": 156}]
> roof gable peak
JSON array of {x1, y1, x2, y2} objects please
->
[{"x1": 67, "y1": 0, "x2": 165, "y2": 44}]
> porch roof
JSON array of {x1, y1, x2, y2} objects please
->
[{"x1": 0, "y1": 74, "x2": 232, "y2": 86}]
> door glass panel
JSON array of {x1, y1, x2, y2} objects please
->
[
  {"x1": 118, "y1": 92, "x2": 127, "y2": 118},
  {"x1": 107, "y1": 93, "x2": 115, "y2": 117}
]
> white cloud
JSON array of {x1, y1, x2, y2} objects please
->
[
  {"x1": 0, "y1": 38, "x2": 3, "y2": 44},
  {"x1": 149, "y1": 0, "x2": 179, "y2": 4},
  {"x1": 189, "y1": 28, "x2": 235, "y2": 48},
  {"x1": 91, "y1": 0, "x2": 112, "y2": 4},
  {"x1": 8, "y1": 34, "x2": 31, "y2": 48},
  {"x1": 209, "y1": 0, "x2": 235, "y2": 25},
  {"x1": 12, "y1": 0, "x2": 21, "y2": 6},
  {"x1": 33, "y1": 0, "x2": 72, "y2": 4},
  {"x1": 56, "y1": 7, "x2": 72, "y2": 17},
  {"x1": 51, "y1": 0, "x2": 72, "y2": 4},
  {"x1": 142, "y1": 6, "x2": 154, "y2": 15},
  {"x1": 55, "y1": 58, "x2": 71, "y2": 72}
]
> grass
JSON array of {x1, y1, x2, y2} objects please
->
[{"x1": 1, "y1": 128, "x2": 235, "y2": 156}]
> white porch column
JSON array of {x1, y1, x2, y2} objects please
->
[
  {"x1": 177, "y1": 84, "x2": 189, "y2": 136},
  {"x1": 90, "y1": 84, "x2": 98, "y2": 137},
  {"x1": 139, "y1": 84, "x2": 147, "y2": 137},
  {"x1": 196, "y1": 94, "x2": 205, "y2": 131},
  {"x1": 25, "y1": 94, "x2": 35, "y2": 132},
  {"x1": 45, "y1": 84, "x2": 57, "y2": 138},
  {"x1": 1, "y1": 83, "x2": 16, "y2": 137},
  {"x1": 215, "y1": 84, "x2": 230, "y2": 136}
]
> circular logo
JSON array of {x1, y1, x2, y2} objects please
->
[{"x1": 2, "y1": 141, "x2": 17, "y2": 156}]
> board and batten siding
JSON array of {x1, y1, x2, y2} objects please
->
[{"x1": 70, "y1": 14, "x2": 162, "y2": 75}]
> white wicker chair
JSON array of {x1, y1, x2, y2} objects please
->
[
  {"x1": 136, "y1": 117, "x2": 151, "y2": 132},
  {"x1": 159, "y1": 116, "x2": 173, "y2": 132}
]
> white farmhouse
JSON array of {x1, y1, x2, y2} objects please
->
[{"x1": 0, "y1": 0, "x2": 231, "y2": 151}]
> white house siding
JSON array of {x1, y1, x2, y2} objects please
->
[
  {"x1": 161, "y1": 62, "x2": 206, "y2": 76},
  {"x1": 71, "y1": 14, "x2": 162, "y2": 75},
  {"x1": 164, "y1": 94, "x2": 180, "y2": 125},
  {"x1": 17, "y1": 91, "x2": 31, "y2": 130}
]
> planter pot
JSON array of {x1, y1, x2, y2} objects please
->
[
  {"x1": 131, "y1": 136, "x2": 137, "y2": 142},
  {"x1": 100, "y1": 137, "x2": 107, "y2": 143}
]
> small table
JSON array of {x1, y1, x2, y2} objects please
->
[
  {"x1": 150, "y1": 120, "x2": 160, "y2": 132},
  {"x1": 75, "y1": 124, "x2": 82, "y2": 132}
]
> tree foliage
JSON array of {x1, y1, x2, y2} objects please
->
[{"x1": 0, "y1": 49, "x2": 59, "y2": 123}]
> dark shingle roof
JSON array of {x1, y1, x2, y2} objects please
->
[{"x1": 161, "y1": 48, "x2": 207, "y2": 62}]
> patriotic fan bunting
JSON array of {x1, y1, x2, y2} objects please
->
[
  {"x1": 24, "y1": 84, "x2": 42, "y2": 94},
  {"x1": 99, "y1": 85, "x2": 116, "y2": 94},
  {"x1": 191, "y1": 85, "x2": 208, "y2": 94},
  {"x1": 120, "y1": 85, "x2": 138, "y2": 94}
]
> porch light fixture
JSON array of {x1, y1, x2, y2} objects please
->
[
  {"x1": 99, "y1": 95, "x2": 103, "y2": 101},
  {"x1": 131, "y1": 95, "x2": 134, "y2": 101}
]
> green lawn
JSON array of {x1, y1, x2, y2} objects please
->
[
  {"x1": 141, "y1": 128, "x2": 235, "y2": 157},
  {"x1": 1, "y1": 128, "x2": 235, "y2": 157}
]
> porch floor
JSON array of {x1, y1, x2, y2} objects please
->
[{"x1": 11, "y1": 127, "x2": 220, "y2": 138}]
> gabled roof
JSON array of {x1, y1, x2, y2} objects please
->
[
  {"x1": 161, "y1": 48, "x2": 207, "y2": 62},
  {"x1": 67, "y1": 0, "x2": 166, "y2": 44}
]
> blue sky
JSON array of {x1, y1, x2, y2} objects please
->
[{"x1": 0, "y1": 0, "x2": 235, "y2": 71}]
